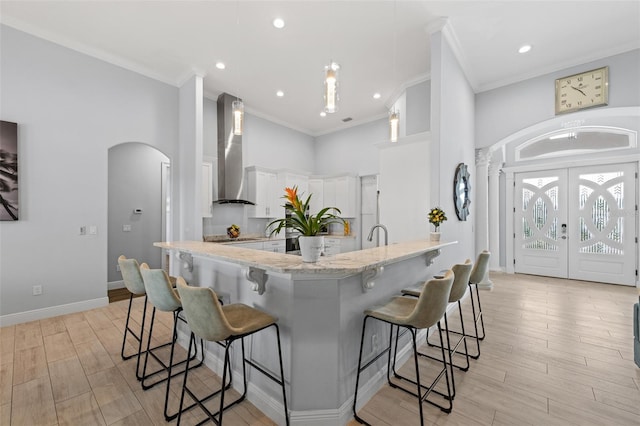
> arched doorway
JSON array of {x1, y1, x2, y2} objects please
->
[{"x1": 107, "y1": 142, "x2": 170, "y2": 290}]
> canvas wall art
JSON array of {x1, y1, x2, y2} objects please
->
[{"x1": 0, "y1": 120, "x2": 18, "y2": 221}]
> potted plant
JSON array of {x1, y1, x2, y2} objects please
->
[
  {"x1": 268, "y1": 186, "x2": 345, "y2": 262},
  {"x1": 428, "y1": 207, "x2": 447, "y2": 241}
]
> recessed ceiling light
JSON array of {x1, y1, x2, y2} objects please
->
[
  {"x1": 373, "y1": 93, "x2": 381, "y2": 99},
  {"x1": 215, "y1": 62, "x2": 226, "y2": 70},
  {"x1": 273, "y1": 18, "x2": 285, "y2": 29},
  {"x1": 276, "y1": 90, "x2": 284, "y2": 97},
  {"x1": 320, "y1": 111, "x2": 327, "y2": 117},
  {"x1": 518, "y1": 45, "x2": 532, "y2": 54}
]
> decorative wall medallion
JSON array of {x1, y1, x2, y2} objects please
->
[{"x1": 454, "y1": 163, "x2": 471, "y2": 221}]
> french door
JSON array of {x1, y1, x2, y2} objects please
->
[{"x1": 514, "y1": 163, "x2": 637, "y2": 285}]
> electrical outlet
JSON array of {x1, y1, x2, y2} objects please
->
[
  {"x1": 88, "y1": 225, "x2": 97, "y2": 235},
  {"x1": 32, "y1": 285, "x2": 42, "y2": 296},
  {"x1": 116, "y1": 264, "x2": 120, "y2": 272},
  {"x1": 371, "y1": 333, "x2": 378, "y2": 350},
  {"x1": 123, "y1": 224, "x2": 132, "y2": 232}
]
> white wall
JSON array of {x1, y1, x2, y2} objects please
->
[
  {"x1": 406, "y1": 79, "x2": 431, "y2": 135},
  {"x1": 314, "y1": 118, "x2": 388, "y2": 176},
  {"x1": 0, "y1": 25, "x2": 179, "y2": 321},
  {"x1": 475, "y1": 49, "x2": 640, "y2": 149},
  {"x1": 429, "y1": 27, "x2": 476, "y2": 270}
]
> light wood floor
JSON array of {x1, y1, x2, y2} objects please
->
[{"x1": 1, "y1": 272, "x2": 639, "y2": 425}]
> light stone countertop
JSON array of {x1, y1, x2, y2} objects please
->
[{"x1": 155, "y1": 239, "x2": 457, "y2": 276}]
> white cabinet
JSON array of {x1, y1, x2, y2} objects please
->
[
  {"x1": 323, "y1": 175, "x2": 357, "y2": 217},
  {"x1": 308, "y1": 178, "x2": 324, "y2": 215},
  {"x1": 202, "y1": 161, "x2": 213, "y2": 217},
  {"x1": 247, "y1": 168, "x2": 279, "y2": 218},
  {"x1": 323, "y1": 236, "x2": 356, "y2": 255},
  {"x1": 263, "y1": 240, "x2": 286, "y2": 253},
  {"x1": 229, "y1": 239, "x2": 285, "y2": 253},
  {"x1": 324, "y1": 237, "x2": 341, "y2": 256},
  {"x1": 278, "y1": 171, "x2": 309, "y2": 199}
]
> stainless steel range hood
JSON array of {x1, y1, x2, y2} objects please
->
[{"x1": 213, "y1": 93, "x2": 254, "y2": 205}]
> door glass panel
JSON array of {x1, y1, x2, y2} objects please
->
[
  {"x1": 577, "y1": 172, "x2": 624, "y2": 255},
  {"x1": 522, "y1": 177, "x2": 559, "y2": 251}
]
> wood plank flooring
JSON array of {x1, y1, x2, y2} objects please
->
[{"x1": 1, "y1": 272, "x2": 639, "y2": 425}]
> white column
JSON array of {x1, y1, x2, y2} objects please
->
[
  {"x1": 475, "y1": 148, "x2": 490, "y2": 256},
  {"x1": 484, "y1": 152, "x2": 503, "y2": 288},
  {"x1": 475, "y1": 148, "x2": 493, "y2": 289}
]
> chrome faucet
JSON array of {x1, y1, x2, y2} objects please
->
[{"x1": 367, "y1": 224, "x2": 388, "y2": 246}]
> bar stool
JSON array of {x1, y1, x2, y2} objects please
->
[
  {"x1": 117, "y1": 255, "x2": 153, "y2": 380},
  {"x1": 139, "y1": 264, "x2": 205, "y2": 421},
  {"x1": 467, "y1": 250, "x2": 490, "y2": 359},
  {"x1": 175, "y1": 279, "x2": 289, "y2": 426},
  {"x1": 353, "y1": 271, "x2": 454, "y2": 425},
  {"x1": 402, "y1": 260, "x2": 473, "y2": 399}
]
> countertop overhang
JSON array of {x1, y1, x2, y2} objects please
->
[{"x1": 155, "y1": 239, "x2": 457, "y2": 276}]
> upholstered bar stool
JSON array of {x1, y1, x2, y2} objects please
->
[
  {"x1": 139, "y1": 264, "x2": 204, "y2": 421},
  {"x1": 175, "y1": 279, "x2": 289, "y2": 426},
  {"x1": 466, "y1": 250, "x2": 490, "y2": 359},
  {"x1": 402, "y1": 260, "x2": 473, "y2": 399},
  {"x1": 118, "y1": 255, "x2": 155, "y2": 379},
  {"x1": 353, "y1": 271, "x2": 454, "y2": 426}
]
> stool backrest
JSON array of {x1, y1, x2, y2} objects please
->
[
  {"x1": 450, "y1": 260, "x2": 473, "y2": 302},
  {"x1": 176, "y1": 279, "x2": 234, "y2": 342},
  {"x1": 139, "y1": 264, "x2": 182, "y2": 312},
  {"x1": 469, "y1": 250, "x2": 490, "y2": 284},
  {"x1": 118, "y1": 255, "x2": 145, "y2": 295},
  {"x1": 406, "y1": 270, "x2": 454, "y2": 329}
]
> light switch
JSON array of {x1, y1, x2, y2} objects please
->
[
  {"x1": 89, "y1": 225, "x2": 97, "y2": 235},
  {"x1": 123, "y1": 224, "x2": 132, "y2": 232}
]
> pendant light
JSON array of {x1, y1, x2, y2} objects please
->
[
  {"x1": 324, "y1": 61, "x2": 340, "y2": 113},
  {"x1": 389, "y1": 110, "x2": 399, "y2": 143},
  {"x1": 232, "y1": 97, "x2": 244, "y2": 135}
]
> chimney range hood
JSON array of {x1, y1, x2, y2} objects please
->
[{"x1": 213, "y1": 92, "x2": 255, "y2": 205}]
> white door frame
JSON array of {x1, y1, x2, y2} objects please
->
[{"x1": 504, "y1": 154, "x2": 640, "y2": 286}]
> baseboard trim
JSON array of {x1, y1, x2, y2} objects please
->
[
  {"x1": 0, "y1": 297, "x2": 109, "y2": 327},
  {"x1": 108, "y1": 280, "x2": 125, "y2": 290}
]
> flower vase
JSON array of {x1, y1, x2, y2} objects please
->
[
  {"x1": 298, "y1": 236, "x2": 324, "y2": 263},
  {"x1": 430, "y1": 231, "x2": 441, "y2": 242}
]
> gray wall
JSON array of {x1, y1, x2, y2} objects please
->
[
  {"x1": 406, "y1": 79, "x2": 431, "y2": 135},
  {"x1": 475, "y1": 49, "x2": 640, "y2": 148},
  {"x1": 314, "y1": 118, "x2": 387, "y2": 176},
  {"x1": 107, "y1": 143, "x2": 168, "y2": 283},
  {"x1": 0, "y1": 25, "x2": 179, "y2": 317}
]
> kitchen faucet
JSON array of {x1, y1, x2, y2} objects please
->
[{"x1": 367, "y1": 224, "x2": 388, "y2": 246}]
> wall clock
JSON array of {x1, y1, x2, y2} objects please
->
[
  {"x1": 453, "y1": 163, "x2": 471, "y2": 221},
  {"x1": 555, "y1": 66, "x2": 608, "y2": 114}
]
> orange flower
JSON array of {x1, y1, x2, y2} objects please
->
[{"x1": 285, "y1": 186, "x2": 301, "y2": 210}]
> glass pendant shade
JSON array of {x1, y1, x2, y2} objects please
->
[
  {"x1": 324, "y1": 62, "x2": 340, "y2": 113},
  {"x1": 389, "y1": 110, "x2": 399, "y2": 142},
  {"x1": 232, "y1": 99, "x2": 244, "y2": 135}
]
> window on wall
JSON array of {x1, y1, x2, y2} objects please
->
[{"x1": 515, "y1": 127, "x2": 636, "y2": 162}]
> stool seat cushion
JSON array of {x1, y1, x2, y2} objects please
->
[
  {"x1": 177, "y1": 279, "x2": 278, "y2": 342},
  {"x1": 367, "y1": 271, "x2": 454, "y2": 329},
  {"x1": 223, "y1": 304, "x2": 278, "y2": 336}
]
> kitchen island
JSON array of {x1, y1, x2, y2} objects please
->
[{"x1": 155, "y1": 239, "x2": 457, "y2": 425}]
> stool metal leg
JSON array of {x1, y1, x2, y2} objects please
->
[{"x1": 120, "y1": 294, "x2": 149, "y2": 380}]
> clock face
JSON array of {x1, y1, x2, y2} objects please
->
[{"x1": 555, "y1": 66, "x2": 608, "y2": 114}]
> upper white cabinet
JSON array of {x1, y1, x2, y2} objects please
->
[
  {"x1": 323, "y1": 175, "x2": 357, "y2": 217},
  {"x1": 308, "y1": 178, "x2": 324, "y2": 215},
  {"x1": 247, "y1": 167, "x2": 279, "y2": 218},
  {"x1": 278, "y1": 171, "x2": 309, "y2": 198}
]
